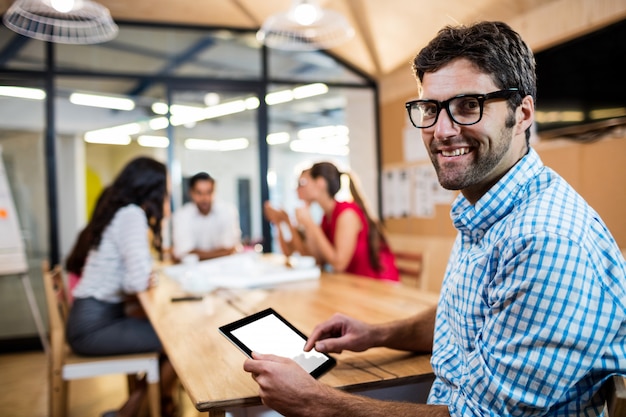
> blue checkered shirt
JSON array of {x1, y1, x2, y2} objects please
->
[{"x1": 427, "y1": 148, "x2": 626, "y2": 416}]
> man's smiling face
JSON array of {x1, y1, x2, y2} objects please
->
[{"x1": 419, "y1": 58, "x2": 530, "y2": 204}]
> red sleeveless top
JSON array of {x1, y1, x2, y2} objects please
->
[{"x1": 321, "y1": 201, "x2": 399, "y2": 282}]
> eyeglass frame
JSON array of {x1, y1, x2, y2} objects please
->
[{"x1": 405, "y1": 88, "x2": 520, "y2": 129}]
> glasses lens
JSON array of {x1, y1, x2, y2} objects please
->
[
  {"x1": 449, "y1": 96, "x2": 482, "y2": 125},
  {"x1": 410, "y1": 101, "x2": 438, "y2": 128}
]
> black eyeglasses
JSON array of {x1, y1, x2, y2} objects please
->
[{"x1": 405, "y1": 88, "x2": 520, "y2": 129}]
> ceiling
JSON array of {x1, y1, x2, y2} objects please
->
[
  {"x1": 1, "y1": 0, "x2": 625, "y2": 137},
  {"x1": 3, "y1": 0, "x2": 624, "y2": 83}
]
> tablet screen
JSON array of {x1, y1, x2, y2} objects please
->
[{"x1": 219, "y1": 308, "x2": 336, "y2": 378}]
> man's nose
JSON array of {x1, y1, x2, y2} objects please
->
[{"x1": 433, "y1": 107, "x2": 460, "y2": 138}]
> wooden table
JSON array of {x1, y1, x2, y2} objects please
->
[{"x1": 138, "y1": 266, "x2": 439, "y2": 416}]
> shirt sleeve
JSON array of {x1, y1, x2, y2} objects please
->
[
  {"x1": 449, "y1": 233, "x2": 622, "y2": 416},
  {"x1": 113, "y1": 206, "x2": 153, "y2": 294}
]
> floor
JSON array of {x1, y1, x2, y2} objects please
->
[{"x1": 0, "y1": 350, "x2": 201, "y2": 417}]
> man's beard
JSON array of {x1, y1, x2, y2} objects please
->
[{"x1": 432, "y1": 113, "x2": 516, "y2": 191}]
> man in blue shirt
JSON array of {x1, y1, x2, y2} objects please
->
[{"x1": 243, "y1": 21, "x2": 626, "y2": 416}]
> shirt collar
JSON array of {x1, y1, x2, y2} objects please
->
[{"x1": 450, "y1": 147, "x2": 543, "y2": 237}]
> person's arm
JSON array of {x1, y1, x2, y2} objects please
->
[
  {"x1": 191, "y1": 246, "x2": 237, "y2": 261},
  {"x1": 288, "y1": 224, "x2": 309, "y2": 256},
  {"x1": 304, "y1": 305, "x2": 436, "y2": 354},
  {"x1": 296, "y1": 205, "x2": 360, "y2": 272},
  {"x1": 264, "y1": 202, "x2": 296, "y2": 256},
  {"x1": 117, "y1": 206, "x2": 153, "y2": 294},
  {"x1": 275, "y1": 217, "x2": 310, "y2": 257},
  {"x1": 243, "y1": 351, "x2": 448, "y2": 417},
  {"x1": 276, "y1": 221, "x2": 296, "y2": 256}
]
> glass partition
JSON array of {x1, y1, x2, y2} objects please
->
[
  {"x1": 54, "y1": 26, "x2": 262, "y2": 80},
  {"x1": 171, "y1": 85, "x2": 262, "y2": 246},
  {"x1": 0, "y1": 20, "x2": 378, "y2": 347},
  {"x1": 0, "y1": 27, "x2": 46, "y2": 71},
  {"x1": 0, "y1": 77, "x2": 48, "y2": 340},
  {"x1": 269, "y1": 48, "x2": 368, "y2": 84},
  {"x1": 55, "y1": 76, "x2": 168, "y2": 261}
]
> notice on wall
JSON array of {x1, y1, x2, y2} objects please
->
[
  {"x1": 0, "y1": 146, "x2": 28, "y2": 275},
  {"x1": 383, "y1": 167, "x2": 413, "y2": 218},
  {"x1": 383, "y1": 163, "x2": 456, "y2": 219},
  {"x1": 412, "y1": 165, "x2": 435, "y2": 218}
]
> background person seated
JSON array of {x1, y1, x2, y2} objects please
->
[
  {"x1": 294, "y1": 162, "x2": 399, "y2": 282},
  {"x1": 172, "y1": 172, "x2": 241, "y2": 262},
  {"x1": 66, "y1": 157, "x2": 178, "y2": 417}
]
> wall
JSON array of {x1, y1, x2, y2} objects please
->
[{"x1": 379, "y1": 92, "x2": 626, "y2": 249}]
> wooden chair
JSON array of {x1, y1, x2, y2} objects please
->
[
  {"x1": 606, "y1": 375, "x2": 626, "y2": 417},
  {"x1": 388, "y1": 234, "x2": 455, "y2": 293},
  {"x1": 42, "y1": 262, "x2": 161, "y2": 417},
  {"x1": 394, "y1": 251, "x2": 423, "y2": 288}
]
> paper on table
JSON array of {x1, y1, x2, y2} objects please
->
[{"x1": 164, "y1": 252, "x2": 320, "y2": 291}]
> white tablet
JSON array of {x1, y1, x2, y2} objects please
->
[{"x1": 219, "y1": 308, "x2": 336, "y2": 378}]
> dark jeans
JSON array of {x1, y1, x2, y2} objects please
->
[{"x1": 67, "y1": 297, "x2": 162, "y2": 356}]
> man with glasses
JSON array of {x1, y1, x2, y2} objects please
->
[{"x1": 243, "y1": 21, "x2": 626, "y2": 416}]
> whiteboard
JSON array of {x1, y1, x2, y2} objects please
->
[{"x1": 0, "y1": 146, "x2": 28, "y2": 274}]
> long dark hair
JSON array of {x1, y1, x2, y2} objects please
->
[
  {"x1": 66, "y1": 157, "x2": 167, "y2": 275},
  {"x1": 309, "y1": 162, "x2": 389, "y2": 271}
]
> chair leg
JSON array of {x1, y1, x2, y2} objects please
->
[
  {"x1": 147, "y1": 381, "x2": 161, "y2": 417},
  {"x1": 127, "y1": 373, "x2": 138, "y2": 394},
  {"x1": 50, "y1": 370, "x2": 68, "y2": 417}
]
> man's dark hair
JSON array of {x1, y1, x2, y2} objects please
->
[{"x1": 189, "y1": 172, "x2": 215, "y2": 190}]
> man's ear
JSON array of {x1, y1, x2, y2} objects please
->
[{"x1": 516, "y1": 95, "x2": 534, "y2": 135}]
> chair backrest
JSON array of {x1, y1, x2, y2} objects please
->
[
  {"x1": 394, "y1": 251, "x2": 423, "y2": 287},
  {"x1": 42, "y1": 262, "x2": 70, "y2": 344},
  {"x1": 388, "y1": 234, "x2": 455, "y2": 293},
  {"x1": 606, "y1": 375, "x2": 626, "y2": 417}
]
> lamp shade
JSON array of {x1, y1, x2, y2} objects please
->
[
  {"x1": 257, "y1": 0, "x2": 354, "y2": 51},
  {"x1": 2, "y1": 0, "x2": 118, "y2": 44}
]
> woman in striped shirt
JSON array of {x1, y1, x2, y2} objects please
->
[{"x1": 66, "y1": 156, "x2": 176, "y2": 417}]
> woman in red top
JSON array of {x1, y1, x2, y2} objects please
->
[{"x1": 295, "y1": 162, "x2": 399, "y2": 282}]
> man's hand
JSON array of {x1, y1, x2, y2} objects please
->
[
  {"x1": 304, "y1": 313, "x2": 374, "y2": 353},
  {"x1": 243, "y1": 352, "x2": 326, "y2": 415}
]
